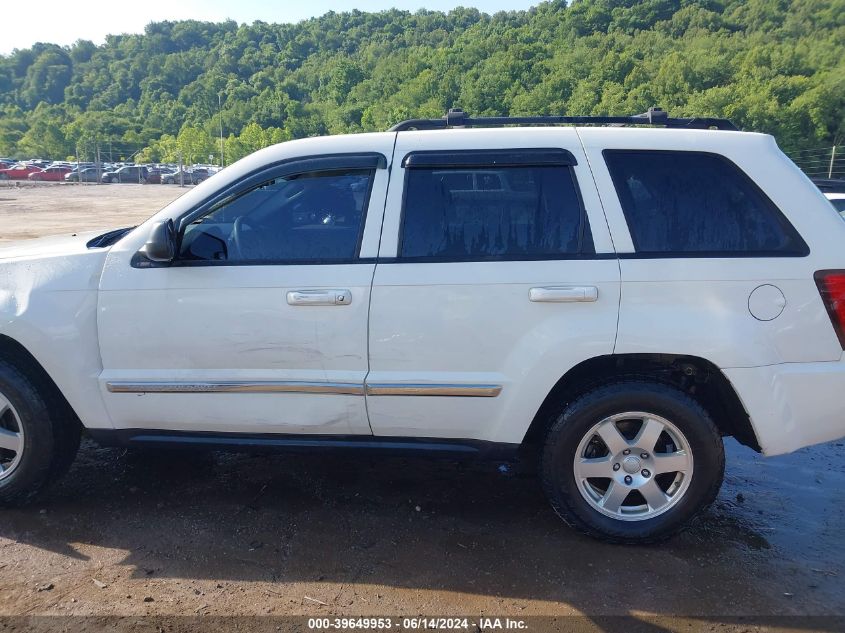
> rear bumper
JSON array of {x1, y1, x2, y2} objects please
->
[{"x1": 724, "y1": 359, "x2": 845, "y2": 456}]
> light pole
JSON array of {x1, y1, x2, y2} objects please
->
[{"x1": 218, "y1": 93, "x2": 225, "y2": 168}]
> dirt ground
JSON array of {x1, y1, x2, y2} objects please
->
[
  {"x1": 0, "y1": 183, "x2": 843, "y2": 632},
  {"x1": 0, "y1": 182, "x2": 185, "y2": 242}
]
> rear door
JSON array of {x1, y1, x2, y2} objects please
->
[{"x1": 365, "y1": 128, "x2": 620, "y2": 444}]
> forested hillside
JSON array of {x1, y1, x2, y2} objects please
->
[{"x1": 0, "y1": 0, "x2": 843, "y2": 163}]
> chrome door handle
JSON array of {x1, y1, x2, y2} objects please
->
[
  {"x1": 286, "y1": 289, "x2": 352, "y2": 306},
  {"x1": 529, "y1": 286, "x2": 598, "y2": 303}
]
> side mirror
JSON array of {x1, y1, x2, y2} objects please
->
[{"x1": 141, "y1": 219, "x2": 176, "y2": 263}]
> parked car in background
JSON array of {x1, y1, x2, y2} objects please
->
[
  {"x1": 189, "y1": 168, "x2": 211, "y2": 184},
  {"x1": 161, "y1": 168, "x2": 212, "y2": 185},
  {"x1": 65, "y1": 168, "x2": 100, "y2": 183},
  {"x1": 813, "y1": 178, "x2": 845, "y2": 194},
  {"x1": 0, "y1": 164, "x2": 43, "y2": 180},
  {"x1": 145, "y1": 168, "x2": 167, "y2": 184},
  {"x1": 28, "y1": 166, "x2": 72, "y2": 182},
  {"x1": 160, "y1": 169, "x2": 187, "y2": 185},
  {"x1": 101, "y1": 165, "x2": 149, "y2": 183},
  {"x1": 825, "y1": 192, "x2": 845, "y2": 218}
]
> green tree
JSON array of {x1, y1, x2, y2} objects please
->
[
  {"x1": 0, "y1": 1, "x2": 843, "y2": 159},
  {"x1": 177, "y1": 126, "x2": 213, "y2": 164}
]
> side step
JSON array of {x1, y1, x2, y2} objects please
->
[{"x1": 87, "y1": 429, "x2": 519, "y2": 460}]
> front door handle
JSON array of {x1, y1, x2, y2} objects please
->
[
  {"x1": 286, "y1": 289, "x2": 352, "y2": 306},
  {"x1": 529, "y1": 286, "x2": 598, "y2": 303}
]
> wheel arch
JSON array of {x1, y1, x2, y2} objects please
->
[
  {"x1": 0, "y1": 334, "x2": 82, "y2": 430},
  {"x1": 522, "y1": 353, "x2": 760, "y2": 452}
]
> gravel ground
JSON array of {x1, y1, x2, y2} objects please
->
[
  {"x1": 0, "y1": 183, "x2": 843, "y2": 632},
  {"x1": 0, "y1": 182, "x2": 185, "y2": 242}
]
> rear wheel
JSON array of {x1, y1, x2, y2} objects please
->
[
  {"x1": 541, "y1": 381, "x2": 724, "y2": 544},
  {"x1": 0, "y1": 361, "x2": 80, "y2": 506}
]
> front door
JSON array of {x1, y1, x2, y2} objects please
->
[{"x1": 97, "y1": 148, "x2": 392, "y2": 435}]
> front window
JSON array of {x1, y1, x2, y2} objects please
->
[{"x1": 179, "y1": 168, "x2": 374, "y2": 264}]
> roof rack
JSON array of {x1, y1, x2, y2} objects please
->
[{"x1": 388, "y1": 107, "x2": 738, "y2": 132}]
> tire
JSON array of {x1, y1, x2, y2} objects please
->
[
  {"x1": 0, "y1": 173, "x2": 10, "y2": 181},
  {"x1": 0, "y1": 360, "x2": 81, "y2": 506},
  {"x1": 541, "y1": 381, "x2": 724, "y2": 544}
]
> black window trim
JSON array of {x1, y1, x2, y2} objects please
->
[
  {"x1": 395, "y1": 156, "x2": 596, "y2": 263},
  {"x1": 159, "y1": 152, "x2": 386, "y2": 268},
  {"x1": 603, "y1": 149, "x2": 810, "y2": 259},
  {"x1": 401, "y1": 148, "x2": 577, "y2": 169}
]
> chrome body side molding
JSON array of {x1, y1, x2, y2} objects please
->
[
  {"x1": 365, "y1": 383, "x2": 502, "y2": 397},
  {"x1": 107, "y1": 381, "x2": 503, "y2": 398},
  {"x1": 105, "y1": 381, "x2": 365, "y2": 395}
]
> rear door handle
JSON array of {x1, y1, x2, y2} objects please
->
[
  {"x1": 286, "y1": 289, "x2": 352, "y2": 306},
  {"x1": 529, "y1": 286, "x2": 598, "y2": 303}
]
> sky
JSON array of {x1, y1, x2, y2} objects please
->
[{"x1": 2, "y1": 0, "x2": 541, "y2": 54}]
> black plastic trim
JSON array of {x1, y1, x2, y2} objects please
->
[
  {"x1": 389, "y1": 108, "x2": 737, "y2": 132},
  {"x1": 401, "y1": 148, "x2": 577, "y2": 169},
  {"x1": 376, "y1": 253, "x2": 615, "y2": 264},
  {"x1": 87, "y1": 227, "x2": 134, "y2": 249},
  {"x1": 617, "y1": 251, "x2": 809, "y2": 259},
  {"x1": 87, "y1": 429, "x2": 518, "y2": 460}
]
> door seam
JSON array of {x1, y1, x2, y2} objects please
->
[{"x1": 363, "y1": 131, "x2": 399, "y2": 434}]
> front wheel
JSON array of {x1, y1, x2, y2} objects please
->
[
  {"x1": 0, "y1": 360, "x2": 81, "y2": 506},
  {"x1": 541, "y1": 381, "x2": 724, "y2": 544}
]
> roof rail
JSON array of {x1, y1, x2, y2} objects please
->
[{"x1": 388, "y1": 107, "x2": 738, "y2": 132}]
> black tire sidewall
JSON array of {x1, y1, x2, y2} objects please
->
[
  {"x1": 0, "y1": 363, "x2": 55, "y2": 503},
  {"x1": 542, "y1": 382, "x2": 724, "y2": 543}
]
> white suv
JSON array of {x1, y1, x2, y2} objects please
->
[{"x1": 0, "y1": 109, "x2": 843, "y2": 543}]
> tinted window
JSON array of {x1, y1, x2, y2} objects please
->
[
  {"x1": 604, "y1": 151, "x2": 806, "y2": 256},
  {"x1": 400, "y1": 165, "x2": 592, "y2": 260},
  {"x1": 179, "y1": 169, "x2": 373, "y2": 263}
]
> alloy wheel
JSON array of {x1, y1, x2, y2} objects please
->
[
  {"x1": 573, "y1": 412, "x2": 694, "y2": 521},
  {"x1": 0, "y1": 393, "x2": 24, "y2": 481}
]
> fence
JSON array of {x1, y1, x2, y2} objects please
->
[{"x1": 787, "y1": 146, "x2": 845, "y2": 180}]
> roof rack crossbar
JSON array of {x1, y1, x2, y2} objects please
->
[{"x1": 388, "y1": 107, "x2": 737, "y2": 132}]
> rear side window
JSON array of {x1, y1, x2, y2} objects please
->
[
  {"x1": 604, "y1": 150, "x2": 807, "y2": 256},
  {"x1": 400, "y1": 163, "x2": 593, "y2": 261}
]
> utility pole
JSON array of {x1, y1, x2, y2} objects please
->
[
  {"x1": 178, "y1": 151, "x2": 184, "y2": 188},
  {"x1": 218, "y1": 92, "x2": 225, "y2": 168},
  {"x1": 75, "y1": 145, "x2": 80, "y2": 184},
  {"x1": 96, "y1": 143, "x2": 101, "y2": 185},
  {"x1": 829, "y1": 146, "x2": 837, "y2": 179}
]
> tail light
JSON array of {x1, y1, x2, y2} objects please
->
[{"x1": 814, "y1": 270, "x2": 845, "y2": 349}]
